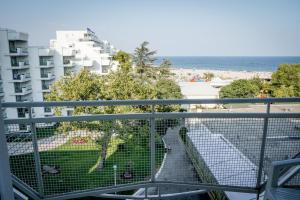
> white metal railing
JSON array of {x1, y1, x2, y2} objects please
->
[
  {"x1": 0, "y1": 98, "x2": 299, "y2": 200},
  {"x1": 264, "y1": 158, "x2": 300, "y2": 200}
]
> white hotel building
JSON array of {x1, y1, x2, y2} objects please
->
[{"x1": 0, "y1": 28, "x2": 118, "y2": 132}]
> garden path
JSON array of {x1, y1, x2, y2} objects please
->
[
  {"x1": 134, "y1": 126, "x2": 208, "y2": 200},
  {"x1": 7, "y1": 134, "x2": 70, "y2": 156}
]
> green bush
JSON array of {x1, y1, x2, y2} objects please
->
[
  {"x1": 179, "y1": 127, "x2": 188, "y2": 144},
  {"x1": 219, "y1": 78, "x2": 262, "y2": 98},
  {"x1": 271, "y1": 64, "x2": 300, "y2": 97}
]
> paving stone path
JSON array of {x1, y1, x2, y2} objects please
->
[
  {"x1": 134, "y1": 127, "x2": 209, "y2": 200},
  {"x1": 7, "y1": 134, "x2": 70, "y2": 156}
]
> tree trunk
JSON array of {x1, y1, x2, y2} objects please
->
[
  {"x1": 98, "y1": 143, "x2": 108, "y2": 170},
  {"x1": 97, "y1": 131, "x2": 113, "y2": 170}
]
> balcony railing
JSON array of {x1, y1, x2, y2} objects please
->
[
  {"x1": 11, "y1": 61, "x2": 30, "y2": 68},
  {"x1": 0, "y1": 98, "x2": 299, "y2": 200},
  {"x1": 9, "y1": 47, "x2": 28, "y2": 55},
  {"x1": 14, "y1": 86, "x2": 32, "y2": 94},
  {"x1": 12, "y1": 73, "x2": 31, "y2": 81},
  {"x1": 39, "y1": 60, "x2": 54, "y2": 67},
  {"x1": 40, "y1": 73, "x2": 55, "y2": 80},
  {"x1": 42, "y1": 84, "x2": 50, "y2": 90}
]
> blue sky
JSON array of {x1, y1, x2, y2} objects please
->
[{"x1": 1, "y1": 0, "x2": 300, "y2": 56}]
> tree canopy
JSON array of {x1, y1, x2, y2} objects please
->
[
  {"x1": 46, "y1": 42, "x2": 182, "y2": 169},
  {"x1": 270, "y1": 64, "x2": 300, "y2": 97},
  {"x1": 219, "y1": 64, "x2": 300, "y2": 98},
  {"x1": 219, "y1": 78, "x2": 263, "y2": 98}
]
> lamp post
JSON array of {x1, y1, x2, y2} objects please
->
[{"x1": 113, "y1": 165, "x2": 117, "y2": 187}]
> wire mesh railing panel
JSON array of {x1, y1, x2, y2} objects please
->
[
  {"x1": 20, "y1": 119, "x2": 151, "y2": 196},
  {"x1": 6, "y1": 123, "x2": 39, "y2": 191},
  {"x1": 263, "y1": 118, "x2": 300, "y2": 184},
  {"x1": 179, "y1": 118, "x2": 264, "y2": 188},
  {"x1": 2, "y1": 99, "x2": 300, "y2": 199},
  {"x1": 283, "y1": 172, "x2": 300, "y2": 188},
  {"x1": 155, "y1": 118, "x2": 201, "y2": 183}
]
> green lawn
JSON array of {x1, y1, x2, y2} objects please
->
[{"x1": 10, "y1": 135, "x2": 165, "y2": 196}]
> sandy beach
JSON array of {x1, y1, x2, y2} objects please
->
[{"x1": 171, "y1": 68, "x2": 272, "y2": 81}]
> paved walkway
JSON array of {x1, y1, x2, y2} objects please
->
[
  {"x1": 7, "y1": 134, "x2": 70, "y2": 156},
  {"x1": 135, "y1": 127, "x2": 209, "y2": 200}
]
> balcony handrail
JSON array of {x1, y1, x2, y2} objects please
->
[
  {"x1": 1, "y1": 97, "x2": 300, "y2": 108},
  {"x1": 1, "y1": 98, "x2": 300, "y2": 200},
  {"x1": 3, "y1": 112, "x2": 300, "y2": 125}
]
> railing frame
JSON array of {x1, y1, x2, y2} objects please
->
[
  {"x1": 1, "y1": 97, "x2": 300, "y2": 200},
  {"x1": 0, "y1": 103, "x2": 14, "y2": 200}
]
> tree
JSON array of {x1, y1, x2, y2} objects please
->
[
  {"x1": 46, "y1": 70, "x2": 117, "y2": 169},
  {"x1": 112, "y1": 50, "x2": 132, "y2": 72},
  {"x1": 132, "y1": 41, "x2": 157, "y2": 76},
  {"x1": 219, "y1": 79, "x2": 261, "y2": 98},
  {"x1": 203, "y1": 72, "x2": 215, "y2": 82},
  {"x1": 270, "y1": 64, "x2": 300, "y2": 97},
  {"x1": 46, "y1": 44, "x2": 182, "y2": 170},
  {"x1": 157, "y1": 59, "x2": 173, "y2": 79}
]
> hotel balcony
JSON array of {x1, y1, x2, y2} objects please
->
[
  {"x1": 82, "y1": 59, "x2": 94, "y2": 67},
  {"x1": 62, "y1": 49, "x2": 76, "y2": 56},
  {"x1": 10, "y1": 61, "x2": 30, "y2": 69},
  {"x1": 63, "y1": 59, "x2": 76, "y2": 67},
  {"x1": 13, "y1": 86, "x2": 32, "y2": 95},
  {"x1": 0, "y1": 87, "x2": 4, "y2": 96},
  {"x1": 80, "y1": 34, "x2": 100, "y2": 43},
  {"x1": 38, "y1": 48, "x2": 54, "y2": 56},
  {"x1": 40, "y1": 72, "x2": 55, "y2": 80},
  {"x1": 8, "y1": 47, "x2": 29, "y2": 56},
  {"x1": 42, "y1": 84, "x2": 51, "y2": 92},
  {"x1": 7, "y1": 31, "x2": 28, "y2": 41},
  {"x1": 11, "y1": 73, "x2": 31, "y2": 82},
  {"x1": 101, "y1": 59, "x2": 111, "y2": 66},
  {"x1": 39, "y1": 60, "x2": 54, "y2": 68},
  {"x1": 1, "y1": 98, "x2": 299, "y2": 200}
]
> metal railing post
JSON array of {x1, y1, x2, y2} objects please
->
[
  {"x1": 0, "y1": 103, "x2": 15, "y2": 200},
  {"x1": 150, "y1": 105, "x2": 156, "y2": 182},
  {"x1": 29, "y1": 106, "x2": 44, "y2": 197},
  {"x1": 256, "y1": 103, "x2": 271, "y2": 195}
]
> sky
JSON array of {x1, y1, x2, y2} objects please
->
[{"x1": 1, "y1": 0, "x2": 300, "y2": 56}]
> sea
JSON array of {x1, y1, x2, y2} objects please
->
[{"x1": 154, "y1": 56, "x2": 300, "y2": 72}]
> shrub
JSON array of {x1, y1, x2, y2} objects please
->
[
  {"x1": 179, "y1": 127, "x2": 188, "y2": 144},
  {"x1": 219, "y1": 78, "x2": 262, "y2": 98}
]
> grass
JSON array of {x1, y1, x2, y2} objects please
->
[{"x1": 10, "y1": 135, "x2": 165, "y2": 196}]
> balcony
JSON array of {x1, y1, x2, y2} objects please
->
[
  {"x1": 7, "y1": 32, "x2": 28, "y2": 41},
  {"x1": 101, "y1": 59, "x2": 111, "y2": 66},
  {"x1": 82, "y1": 59, "x2": 94, "y2": 67},
  {"x1": 39, "y1": 60, "x2": 54, "y2": 68},
  {"x1": 1, "y1": 98, "x2": 299, "y2": 200},
  {"x1": 13, "y1": 86, "x2": 32, "y2": 95},
  {"x1": 10, "y1": 61, "x2": 30, "y2": 69},
  {"x1": 8, "y1": 47, "x2": 28, "y2": 56},
  {"x1": 42, "y1": 84, "x2": 51, "y2": 92},
  {"x1": 38, "y1": 48, "x2": 54, "y2": 56},
  {"x1": 62, "y1": 49, "x2": 76, "y2": 56},
  {"x1": 40, "y1": 72, "x2": 55, "y2": 80},
  {"x1": 11, "y1": 73, "x2": 31, "y2": 82},
  {"x1": 0, "y1": 87, "x2": 4, "y2": 96}
]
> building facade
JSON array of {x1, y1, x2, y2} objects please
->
[{"x1": 0, "y1": 28, "x2": 118, "y2": 132}]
